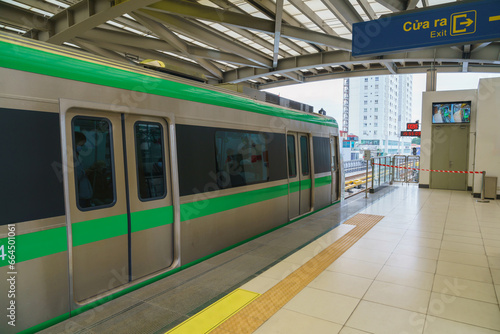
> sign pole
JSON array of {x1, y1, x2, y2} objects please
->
[{"x1": 365, "y1": 157, "x2": 369, "y2": 198}]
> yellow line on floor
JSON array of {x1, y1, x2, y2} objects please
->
[
  {"x1": 489, "y1": 15, "x2": 500, "y2": 21},
  {"x1": 165, "y1": 289, "x2": 260, "y2": 334},
  {"x1": 211, "y1": 213, "x2": 384, "y2": 334}
]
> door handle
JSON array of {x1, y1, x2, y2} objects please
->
[{"x1": 449, "y1": 160, "x2": 453, "y2": 169}]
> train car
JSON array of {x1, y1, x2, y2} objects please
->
[{"x1": 0, "y1": 31, "x2": 341, "y2": 333}]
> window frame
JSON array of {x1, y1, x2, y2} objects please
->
[
  {"x1": 72, "y1": 116, "x2": 117, "y2": 212},
  {"x1": 287, "y1": 134, "x2": 297, "y2": 178},
  {"x1": 300, "y1": 136, "x2": 310, "y2": 176},
  {"x1": 134, "y1": 121, "x2": 168, "y2": 202}
]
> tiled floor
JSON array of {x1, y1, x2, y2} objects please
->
[{"x1": 243, "y1": 187, "x2": 500, "y2": 334}]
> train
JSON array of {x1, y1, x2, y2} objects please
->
[{"x1": 0, "y1": 31, "x2": 341, "y2": 333}]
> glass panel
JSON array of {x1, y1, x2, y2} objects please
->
[
  {"x1": 215, "y1": 131, "x2": 269, "y2": 188},
  {"x1": 300, "y1": 136, "x2": 309, "y2": 176},
  {"x1": 287, "y1": 135, "x2": 296, "y2": 177},
  {"x1": 135, "y1": 122, "x2": 166, "y2": 200},
  {"x1": 73, "y1": 117, "x2": 115, "y2": 210}
]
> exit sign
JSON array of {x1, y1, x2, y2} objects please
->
[{"x1": 352, "y1": 0, "x2": 500, "y2": 56}]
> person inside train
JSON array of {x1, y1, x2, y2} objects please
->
[{"x1": 75, "y1": 131, "x2": 93, "y2": 208}]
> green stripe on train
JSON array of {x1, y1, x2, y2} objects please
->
[
  {"x1": 0, "y1": 227, "x2": 67, "y2": 267},
  {"x1": 316, "y1": 175, "x2": 333, "y2": 187},
  {"x1": 0, "y1": 177, "x2": 332, "y2": 267},
  {"x1": 179, "y1": 184, "x2": 289, "y2": 221},
  {"x1": 131, "y1": 206, "x2": 174, "y2": 233},
  {"x1": 72, "y1": 214, "x2": 128, "y2": 247},
  {"x1": 289, "y1": 181, "x2": 300, "y2": 193},
  {"x1": 0, "y1": 39, "x2": 337, "y2": 128}
]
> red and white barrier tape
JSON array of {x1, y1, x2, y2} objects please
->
[{"x1": 373, "y1": 163, "x2": 483, "y2": 174}]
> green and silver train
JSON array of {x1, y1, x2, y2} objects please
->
[{"x1": 0, "y1": 32, "x2": 341, "y2": 333}]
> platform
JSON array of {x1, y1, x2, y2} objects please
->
[{"x1": 40, "y1": 185, "x2": 500, "y2": 334}]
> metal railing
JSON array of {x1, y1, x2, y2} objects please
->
[
  {"x1": 392, "y1": 155, "x2": 419, "y2": 183},
  {"x1": 370, "y1": 156, "x2": 393, "y2": 191},
  {"x1": 343, "y1": 155, "x2": 420, "y2": 197},
  {"x1": 344, "y1": 159, "x2": 369, "y2": 174}
]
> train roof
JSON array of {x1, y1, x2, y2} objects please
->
[{"x1": 0, "y1": 32, "x2": 337, "y2": 128}]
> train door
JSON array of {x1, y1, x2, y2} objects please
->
[
  {"x1": 64, "y1": 109, "x2": 174, "y2": 304},
  {"x1": 330, "y1": 136, "x2": 339, "y2": 201},
  {"x1": 298, "y1": 134, "x2": 312, "y2": 214},
  {"x1": 124, "y1": 115, "x2": 174, "y2": 280},
  {"x1": 287, "y1": 134, "x2": 300, "y2": 219},
  {"x1": 287, "y1": 133, "x2": 311, "y2": 219}
]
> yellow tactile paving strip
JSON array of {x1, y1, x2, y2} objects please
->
[
  {"x1": 210, "y1": 213, "x2": 384, "y2": 334},
  {"x1": 166, "y1": 289, "x2": 260, "y2": 334}
]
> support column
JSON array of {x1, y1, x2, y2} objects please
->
[{"x1": 426, "y1": 68, "x2": 437, "y2": 91}]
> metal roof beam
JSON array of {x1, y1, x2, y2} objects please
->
[
  {"x1": 72, "y1": 37, "x2": 132, "y2": 63},
  {"x1": 281, "y1": 72, "x2": 304, "y2": 83},
  {"x1": 287, "y1": 0, "x2": 339, "y2": 36},
  {"x1": 320, "y1": 0, "x2": 363, "y2": 31},
  {"x1": 471, "y1": 42, "x2": 492, "y2": 53},
  {"x1": 374, "y1": 0, "x2": 406, "y2": 12},
  {"x1": 356, "y1": 0, "x2": 377, "y2": 20},
  {"x1": 131, "y1": 12, "x2": 223, "y2": 79},
  {"x1": 382, "y1": 61, "x2": 397, "y2": 74},
  {"x1": 0, "y1": 2, "x2": 49, "y2": 31},
  {"x1": 14, "y1": 0, "x2": 60, "y2": 14},
  {"x1": 245, "y1": 0, "x2": 302, "y2": 27},
  {"x1": 231, "y1": 26, "x2": 294, "y2": 58},
  {"x1": 80, "y1": 28, "x2": 264, "y2": 68},
  {"x1": 86, "y1": 39, "x2": 216, "y2": 77},
  {"x1": 137, "y1": 9, "x2": 273, "y2": 68},
  {"x1": 273, "y1": 0, "x2": 283, "y2": 68},
  {"x1": 81, "y1": 28, "x2": 168, "y2": 50},
  {"x1": 208, "y1": 0, "x2": 297, "y2": 57},
  {"x1": 31, "y1": 0, "x2": 161, "y2": 44},
  {"x1": 245, "y1": 0, "x2": 323, "y2": 53},
  {"x1": 223, "y1": 45, "x2": 500, "y2": 83},
  {"x1": 146, "y1": 0, "x2": 352, "y2": 50},
  {"x1": 406, "y1": 0, "x2": 420, "y2": 10}
]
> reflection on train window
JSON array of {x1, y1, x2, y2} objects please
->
[
  {"x1": 300, "y1": 136, "x2": 310, "y2": 176},
  {"x1": 135, "y1": 122, "x2": 166, "y2": 200},
  {"x1": 215, "y1": 131, "x2": 269, "y2": 188},
  {"x1": 287, "y1": 135, "x2": 297, "y2": 177},
  {"x1": 72, "y1": 117, "x2": 115, "y2": 210}
]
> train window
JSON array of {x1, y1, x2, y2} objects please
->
[
  {"x1": 300, "y1": 136, "x2": 310, "y2": 176},
  {"x1": 135, "y1": 122, "x2": 166, "y2": 200},
  {"x1": 287, "y1": 135, "x2": 297, "y2": 178},
  {"x1": 72, "y1": 117, "x2": 116, "y2": 210},
  {"x1": 313, "y1": 137, "x2": 330, "y2": 174},
  {"x1": 215, "y1": 130, "x2": 269, "y2": 188}
]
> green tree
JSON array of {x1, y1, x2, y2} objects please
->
[{"x1": 411, "y1": 137, "x2": 421, "y2": 145}]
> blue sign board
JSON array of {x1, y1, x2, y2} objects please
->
[{"x1": 352, "y1": 0, "x2": 500, "y2": 57}]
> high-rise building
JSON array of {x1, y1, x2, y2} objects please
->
[{"x1": 346, "y1": 75, "x2": 413, "y2": 155}]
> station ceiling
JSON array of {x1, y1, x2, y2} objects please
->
[{"x1": 1, "y1": 0, "x2": 499, "y2": 88}]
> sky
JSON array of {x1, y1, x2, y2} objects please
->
[{"x1": 264, "y1": 72, "x2": 500, "y2": 128}]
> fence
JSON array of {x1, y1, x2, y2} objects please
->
[
  {"x1": 392, "y1": 155, "x2": 420, "y2": 183},
  {"x1": 370, "y1": 156, "x2": 394, "y2": 191},
  {"x1": 342, "y1": 155, "x2": 421, "y2": 196},
  {"x1": 344, "y1": 159, "x2": 369, "y2": 174}
]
